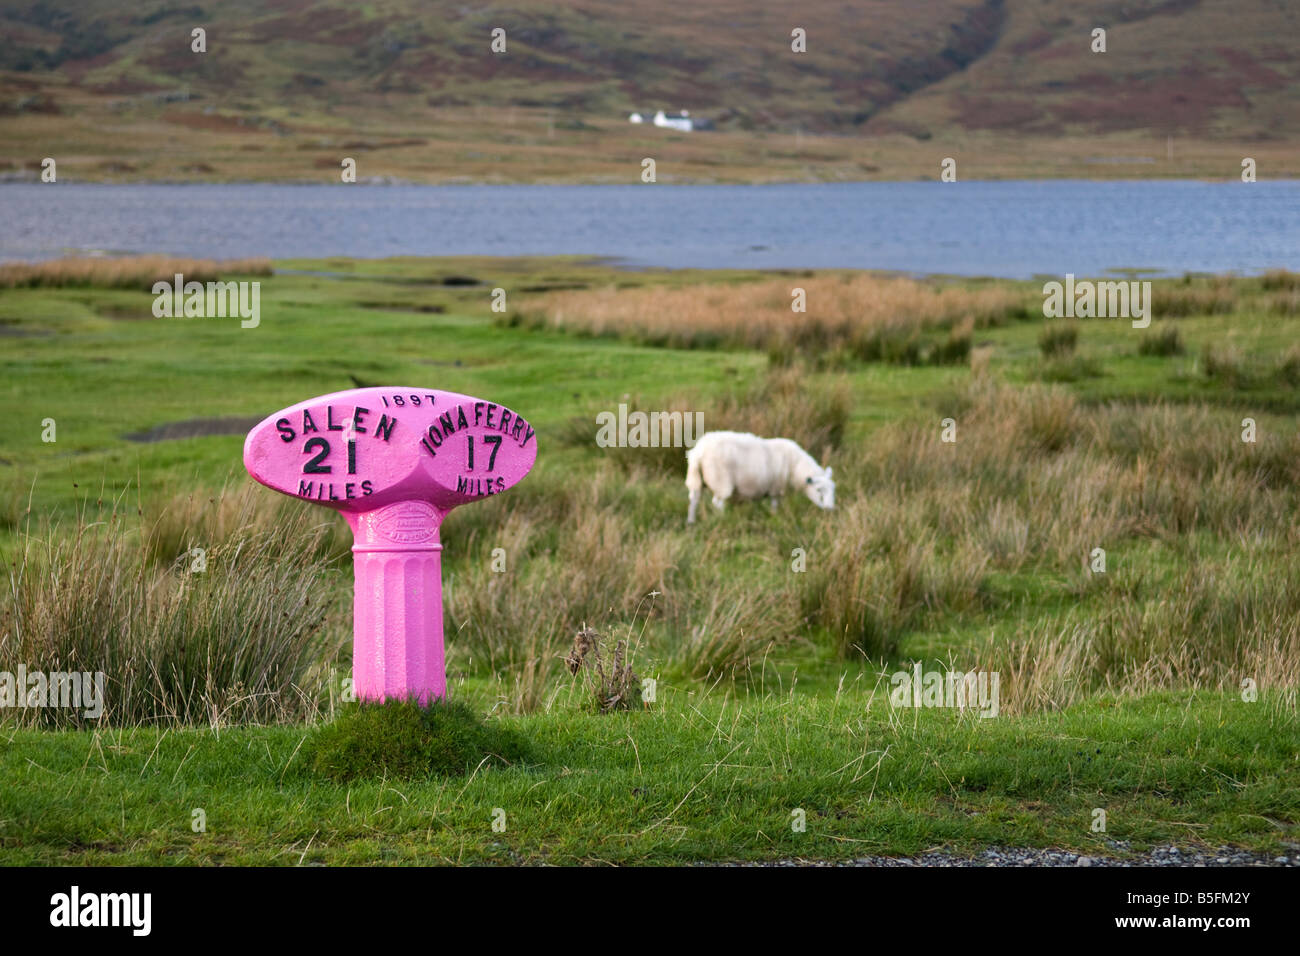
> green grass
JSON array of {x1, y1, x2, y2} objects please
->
[
  {"x1": 302, "y1": 699, "x2": 532, "y2": 783},
  {"x1": 1, "y1": 689, "x2": 1294, "y2": 865},
  {"x1": 0, "y1": 258, "x2": 767, "y2": 524},
  {"x1": 6, "y1": 262, "x2": 1298, "y2": 529},
  {"x1": 3, "y1": 258, "x2": 1299, "y2": 863}
]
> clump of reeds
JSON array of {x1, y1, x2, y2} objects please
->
[
  {"x1": 517, "y1": 274, "x2": 1028, "y2": 361},
  {"x1": 1137, "y1": 325, "x2": 1183, "y2": 356},
  {"x1": 1152, "y1": 276, "x2": 1237, "y2": 316},
  {"x1": 0, "y1": 256, "x2": 272, "y2": 290},
  {"x1": 0, "y1": 487, "x2": 348, "y2": 728},
  {"x1": 973, "y1": 559, "x2": 1300, "y2": 715},
  {"x1": 1038, "y1": 322, "x2": 1078, "y2": 357}
]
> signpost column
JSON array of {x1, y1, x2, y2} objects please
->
[{"x1": 243, "y1": 386, "x2": 537, "y2": 704}]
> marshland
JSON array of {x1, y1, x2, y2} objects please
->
[{"x1": 1, "y1": 255, "x2": 1297, "y2": 864}]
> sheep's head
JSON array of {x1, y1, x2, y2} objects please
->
[{"x1": 804, "y1": 466, "x2": 835, "y2": 510}]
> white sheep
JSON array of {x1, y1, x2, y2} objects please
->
[{"x1": 685, "y1": 430, "x2": 835, "y2": 523}]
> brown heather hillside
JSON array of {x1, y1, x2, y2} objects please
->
[
  {"x1": 865, "y1": 0, "x2": 1300, "y2": 140},
  {"x1": 0, "y1": 0, "x2": 996, "y2": 130},
  {"x1": 0, "y1": 0, "x2": 1296, "y2": 182}
]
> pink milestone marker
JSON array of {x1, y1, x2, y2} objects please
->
[{"x1": 243, "y1": 387, "x2": 537, "y2": 704}]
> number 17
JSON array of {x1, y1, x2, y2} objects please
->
[{"x1": 466, "y1": 435, "x2": 502, "y2": 471}]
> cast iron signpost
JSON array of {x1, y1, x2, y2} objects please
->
[{"x1": 244, "y1": 386, "x2": 537, "y2": 704}]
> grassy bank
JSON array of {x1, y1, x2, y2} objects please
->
[
  {"x1": 2, "y1": 691, "x2": 1295, "y2": 865},
  {"x1": 7, "y1": 107, "x2": 1298, "y2": 183}
]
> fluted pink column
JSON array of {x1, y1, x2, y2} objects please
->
[{"x1": 348, "y1": 503, "x2": 446, "y2": 704}]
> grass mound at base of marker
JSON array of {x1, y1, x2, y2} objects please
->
[{"x1": 303, "y1": 699, "x2": 531, "y2": 782}]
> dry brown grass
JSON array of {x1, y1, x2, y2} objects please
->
[
  {"x1": 520, "y1": 274, "x2": 1028, "y2": 361},
  {"x1": 0, "y1": 256, "x2": 272, "y2": 290},
  {"x1": 564, "y1": 625, "x2": 642, "y2": 713}
]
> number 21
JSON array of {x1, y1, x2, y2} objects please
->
[{"x1": 302, "y1": 437, "x2": 357, "y2": 475}]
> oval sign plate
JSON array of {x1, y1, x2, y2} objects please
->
[{"x1": 243, "y1": 386, "x2": 538, "y2": 513}]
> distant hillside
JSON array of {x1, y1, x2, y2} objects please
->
[
  {"x1": 0, "y1": 0, "x2": 1296, "y2": 183},
  {"x1": 865, "y1": 0, "x2": 1299, "y2": 140},
  {"x1": 0, "y1": 0, "x2": 1001, "y2": 131}
]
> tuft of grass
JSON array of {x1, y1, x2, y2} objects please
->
[
  {"x1": 1154, "y1": 277, "x2": 1237, "y2": 317},
  {"x1": 1269, "y1": 291, "x2": 1300, "y2": 316},
  {"x1": 565, "y1": 625, "x2": 642, "y2": 713},
  {"x1": 0, "y1": 492, "x2": 348, "y2": 728},
  {"x1": 1038, "y1": 322, "x2": 1078, "y2": 357},
  {"x1": 799, "y1": 499, "x2": 989, "y2": 661},
  {"x1": 1277, "y1": 347, "x2": 1300, "y2": 387},
  {"x1": 301, "y1": 698, "x2": 531, "y2": 782},
  {"x1": 928, "y1": 319, "x2": 973, "y2": 365},
  {"x1": 671, "y1": 581, "x2": 799, "y2": 680},
  {"x1": 1036, "y1": 354, "x2": 1103, "y2": 382},
  {"x1": 1202, "y1": 344, "x2": 1244, "y2": 381},
  {"x1": 1260, "y1": 269, "x2": 1300, "y2": 292},
  {"x1": 1137, "y1": 325, "x2": 1183, "y2": 356}
]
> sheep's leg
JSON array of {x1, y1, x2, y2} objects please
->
[
  {"x1": 769, "y1": 495, "x2": 780, "y2": 514},
  {"x1": 685, "y1": 451, "x2": 704, "y2": 524},
  {"x1": 705, "y1": 467, "x2": 732, "y2": 514}
]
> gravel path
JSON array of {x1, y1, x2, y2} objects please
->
[{"x1": 721, "y1": 844, "x2": 1298, "y2": 867}]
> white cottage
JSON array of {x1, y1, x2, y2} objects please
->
[{"x1": 653, "y1": 110, "x2": 693, "y2": 132}]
